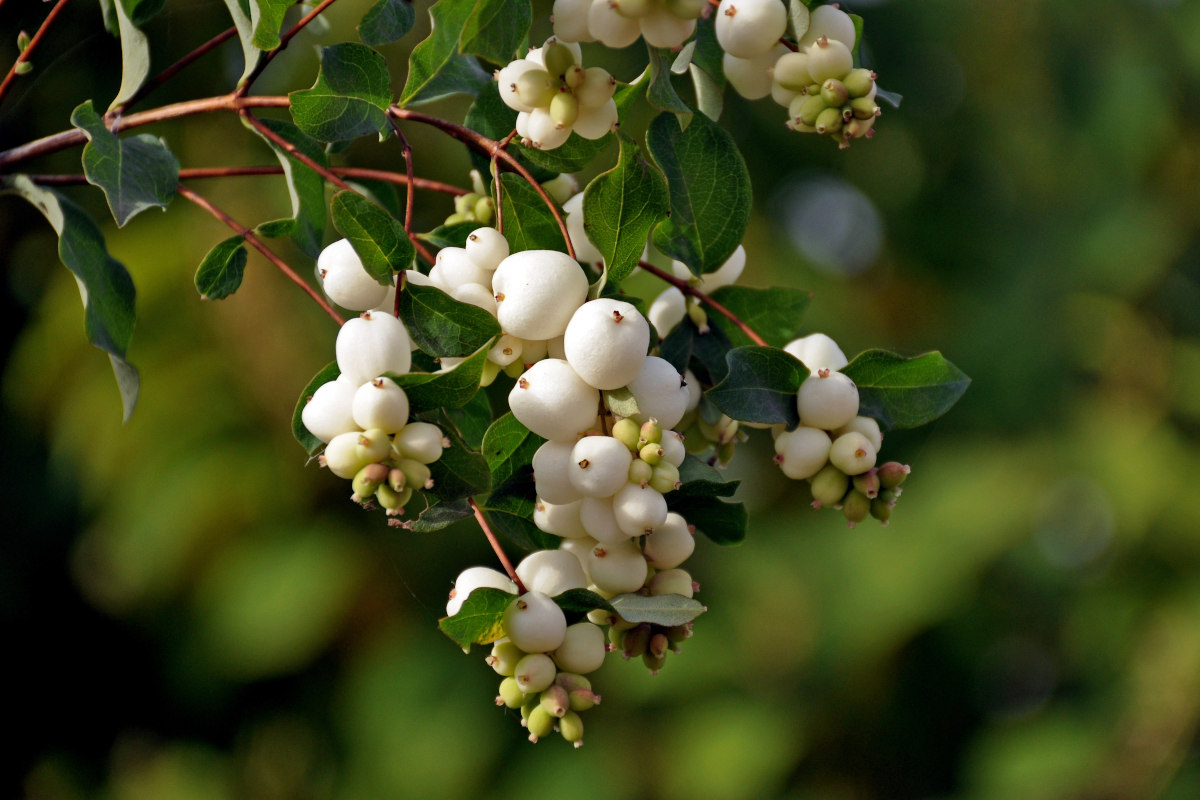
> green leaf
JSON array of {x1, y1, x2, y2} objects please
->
[
  {"x1": 396, "y1": 283, "x2": 501, "y2": 358},
  {"x1": 479, "y1": 469, "x2": 559, "y2": 552},
  {"x1": 2, "y1": 176, "x2": 139, "y2": 421},
  {"x1": 251, "y1": 0, "x2": 293, "y2": 50},
  {"x1": 553, "y1": 589, "x2": 614, "y2": 616},
  {"x1": 661, "y1": 317, "x2": 735, "y2": 386},
  {"x1": 194, "y1": 236, "x2": 248, "y2": 301},
  {"x1": 119, "y1": 0, "x2": 166, "y2": 26},
  {"x1": 245, "y1": 117, "x2": 327, "y2": 257},
  {"x1": 420, "y1": 221, "x2": 483, "y2": 251},
  {"x1": 438, "y1": 586, "x2": 513, "y2": 650},
  {"x1": 345, "y1": 177, "x2": 403, "y2": 220},
  {"x1": 290, "y1": 43, "x2": 393, "y2": 142},
  {"x1": 675, "y1": 455, "x2": 739, "y2": 499},
  {"x1": 385, "y1": 343, "x2": 489, "y2": 411},
  {"x1": 292, "y1": 360, "x2": 340, "y2": 455},
  {"x1": 604, "y1": 387, "x2": 640, "y2": 418},
  {"x1": 517, "y1": 132, "x2": 613, "y2": 176},
  {"x1": 442, "y1": 390, "x2": 493, "y2": 450},
  {"x1": 481, "y1": 413, "x2": 544, "y2": 488},
  {"x1": 70, "y1": 100, "x2": 179, "y2": 227},
  {"x1": 665, "y1": 494, "x2": 746, "y2": 544},
  {"x1": 110, "y1": 0, "x2": 152, "y2": 110},
  {"x1": 255, "y1": 218, "x2": 296, "y2": 238},
  {"x1": 583, "y1": 132, "x2": 669, "y2": 285},
  {"x1": 690, "y1": 14, "x2": 724, "y2": 84},
  {"x1": 706, "y1": 285, "x2": 812, "y2": 348},
  {"x1": 221, "y1": 0, "x2": 264, "y2": 84},
  {"x1": 840, "y1": 349, "x2": 971, "y2": 430},
  {"x1": 460, "y1": 0, "x2": 531, "y2": 65},
  {"x1": 609, "y1": 593, "x2": 706, "y2": 626},
  {"x1": 647, "y1": 111, "x2": 751, "y2": 275},
  {"x1": 789, "y1": 0, "x2": 811, "y2": 42},
  {"x1": 359, "y1": 0, "x2": 416, "y2": 45},
  {"x1": 330, "y1": 190, "x2": 414, "y2": 282},
  {"x1": 398, "y1": 0, "x2": 491, "y2": 107},
  {"x1": 707, "y1": 345, "x2": 806, "y2": 426},
  {"x1": 499, "y1": 172, "x2": 569, "y2": 254},
  {"x1": 463, "y1": 81, "x2": 543, "y2": 179},
  {"x1": 427, "y1": 425, "x2": 491, "y2": 501},
  {"x1": 689, "y1": 63, "x2": 724, "y2": 122},
  {"x1": 646, "y1": 45, "x2": 692, "y2": 123},
  {"x1": 849, "y1": 13, "x2": 864, "y2": 61},
  {"x1": 410, "y1": 497, "x2": 473, "y2": 532}
]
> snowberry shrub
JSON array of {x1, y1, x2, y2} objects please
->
[{"x1": 0, "y1": 0, "x2": 968, "y2": 747}]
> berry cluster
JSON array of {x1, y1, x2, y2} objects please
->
[
  {"x1": 497, "y1": 38, "x2": 619, "y2": 150},
  {"x1": 553, "y1": 0, "x2": 707, "y2": 50}
]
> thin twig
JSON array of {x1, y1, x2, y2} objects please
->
[
  {"x1": 111, "y1": 27, "x2": 239, "y2": 115},
  {"x1": 490, "y1": 129, "x2": 517, "y2": 236},
  {"x1": 236, "y1": 0, "x2": 342, "y2": 97},
  {"x1": 469, "y1": 497, "x2": 526, "y2": 593},
  {"x1": 0, "y1": 0, "x2": 72, "y2": 106},
  {"x1": 176, "y1": 183, "x2": 345, "y2": 325},
  {"x1": 386, "y1": 116, "x2": 417, "y2": 236},
  {"x1": 637, "y1": 259, "x2": 770, "y2": 347},
  {"x1": 30, "y1": 166, "x2": 469, "y2": 195}
]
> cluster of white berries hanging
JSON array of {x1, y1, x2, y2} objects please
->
[
  {"x1": 553, "y1": 0, "x2": 707, "y2": 50},
  {"x1": 497, "y1": 38, "x2": 619, "y2": 150}
]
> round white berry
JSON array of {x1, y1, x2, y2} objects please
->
[
  {"x1": 612, "y1": 482, "x2": 668, "y2": 536},
  {"x1": 828, "y1": 431, "x2": 877, "y2": 475},
  {"x1": 533, "y1": 498, "x2": 590, "y2": 538},
  {"x1": 570, "y1": 435, "x2": 635, "y2": 498},
  {"x1": 503, "y1": 591, "x2": 568, "y2": 653},
  {"x1": 552, "y1": 0, "x2": 596, "y2": 42},
  {"x1": 773, "y1": 426, "x2": 831, "y2": 479},
  {"x1": 796, "y1": 4, "x2": 856, "y2": 51},
  {"x1": 335, "y1": 311, "x2": 413, "y2": 386},
  {"x1": 572, "y1": 98, "x2": 619, "y2": 140},
  {"x1": 492, "y1": 251, "x2": 589, "y2": 340},
  {"x1": 797, "y1": 370, "x2": 859, "y2": 430},
  {"x1": 434, "y1": 246, "x2": 493, "y2": 290},
  {"x1": 564, "y1": 299, "x2": 650, "y2": 390},
  {"x1": 587, "y1": 538, "x2": 649, "y2": 595},
  {"x1": 640, "y1": 6, "x2": 696, "y2": 48},
  {"x1": 553, "y1": 622, "x2": 607, "y2": 674},
  {"x1": 724, "y1": 43, "x2": 788, "y2": 100},
  {"x1": 579, "y1": 496, "x2": 633, "y2": 545},
  {"x1": 302, "y1": 378, "x2": 359, "y2": 444},
  {"x1": 660, "y1": 430, "x2": 687, "y2": 467},
  {"x1": 648, "y1": 567, "x2": 695, "y2": 598},
  {"x1": 497, "y1": 59, "x2": 541, "y2": 113},
  {"x1": 588, "y1": 0, "x2": 641, "y2": 48},
  {"x1": 464, "y1": 227, "x2": 509, "y2": 271},
  {"x1": 392, "y1": 421, "x2": 445, "y2": 464},
  {"x1": 514, "y1": 652, "x2": 558, "y2": 693},
  {"x1": 671, "y1": 244, "x2": 746, "y2": 292},
  {"x1": 533, "y1": 440, "x2": 585, "y2": 505},
  {"x1": 649, "y1": 287, "x2": 686, "y2": 337},
  {"x1": 351, "y1": 376, "x2": 410, "y2": 433},
  {"x1": 835, "y1": 415, "x2": 883, "y2": 452},
  {"x1": 509, "y1": 359, "x2": 600, "y2": 441},
  {"x1": 488, "y1": 333, "x2": 524, "y2": 368},
  {"x1": 447, "y1": 566, "x2": 517, "y2": 616},
  {"x1": 627, "y1": 356, "x2": 690, "y2": 430},
  {"x1": 715, "y1": 0, "x2": 787, "y2": 59},
  {"x1": 317, "y1": 239, "x2": 389, "y2": 311},
  {"x1": 563, "y1": 193, "x2": 605, "y2": 268},
  {"x1": 322, "y1": 431, "x2": 371, "y2": 479},
  {"x1": 517, "y1": 549, "x2": 589, "y2": 597},
  {"x1": 451, "y1": 282, "x2": 499, "y2": 316},
  {"x1": 806, "y1": 36, "x2": 854, "y2": 84},
  {"x1": 783, "y1": 332, "x2": 848, "y2": 371},
  {"x1": 643, "y1": 512, "x2": 694, "y2": 569},
  {"x1": 526, "y1": 106, "x2": 572, "y2": 150}
]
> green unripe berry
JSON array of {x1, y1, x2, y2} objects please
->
[
  {"x1": 639, "y1": 419, "x2": 663, "y2": 446},
  {"x1": 815, "y1": 106, "x2": 843, "y2": 135},
  {"x1": 639, "y1": 442, "x2": 664, "y2": 465},
  {"x1": 794, "y1": 93, "x2": 827, "y2": 127},
  {"x1": 773, "y1": 52, "x2": 813, "y2": 92},
  {"x1": 878, "y1": 461, "x2": 911, "y2": 489},
  {"x1": 521, "y1": 698, "x2": 538, "y2": 721},
  {"x1": 526, "y1": 705, "x2": 556, "y2": 741},
  {"x1": 356, "y1": 429, "x2": 391, "y2": 463},
  {"x1": 717, "y1": 440, "x2": 737, "y2": 464},
  {"x1": 629, "y1": 458, "x2": 654, "y2": 487},
  {"x1": 396, "y1": 458, "x2": 433, "y2": 491},
  {"x1": 877, "y1": 487, "x2": 899, "y2": 506},
  {"x1": 850, "y1": 96, "x2": 880, "y2": 120},
  {"x1": 842, "y1": 490, "x2": 871, "y2": 527},
  {"x1": 820, "y1": 78, "x2": 849, "y2": 107},
  {"x1": 622, "y1": 623, "x2": 652, "y2": 659},
  {"x1": 554, "y1": 672, "x2": 592, "y2": 693},
  {"x1": 666, "y1": 623, "x2": 693, "y2": 644},
  {"x1": 352, "y1": 463, "x2": 389, "y2": 500},
  {"x1": 473, "y1": 196, "x2": 495, "y2": 223},
  {"x1": 642, "y1": 649, "x2": 666, "y2": 673},
  {"x1": 666, "y1": 0, "x2": 707, "y2": 18},
  {"x1": 612, "y1": 418, "x2": 641, "y2": 451},
  {"x1": 563, "y1": 64, "x2": 586, "y2": 91},
  {"x1": 870, "y1": 495, "x2": 893, "y2": 523},
  {"x1": 375, "y1": 483, "x2": 412, "y2": 514},
  {"x1": 514, "y1": 652, "x2": 557, "y2": 694},
  {"x1": 488, "y1": 640, "x2": 524, "y2": 676},
  {"x1": 497, "y1": 676, "x2": 525, "y2": 708},
  {"x1": 559, "y1": 710, "x2": 585, "y2": 747},
  {"x1": 648, "y1": 632, "x2": 670, "y2": 659},
  {"x1": 843, "y1": 68, "x2": 876, "y2": 98},
  {"x1": 810, "y1": 463, "x2": 850, "y2": 508},
  {"x1": 852, "y1": 469, "x2": 881, "y2": 499},
  {"x1": 516, "y1": 69, "x2": 556, "y2": 108},
  {"x1": 539, "y1": 684, "x2": 570, "y2": 718},
  {"x1": 568, "y1": 687, "x2": 599, "y2": 712},
  {"x1": 542, "y1": 42, "x2": 576, "y2": 79},
  {"x1": 455, "y1": 193, "x2": 480, "y2": 214},
  {"x1": 649, "y1": 462, "x2": 681, "y2": 494},
  {"x1": 549, "y1": 91, "x2": 579, "y2": 128}
]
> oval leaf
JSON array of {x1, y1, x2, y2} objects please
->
[
  {"x1": 221, "y1": 0, "x2": 263, "y2": 83},
  {"x1": 707, "y1": 345, "x2": 806, "y2": 426},
  {"x1": 385, "y1": 342, "x2": 490, "y2": 411},
  {"x1": 499, "y1": 172, "x2": 569, "y2": 253},
  {"x1": 666, "y1": 495, "x2": 747, "y2": 545},
  {"x1": 438, "y1": 586, "x2": 514, "y2": 650},
  {"x1": 840, "y1": 349, "x2": 971, "y2": 430},
  {"x1": 583, "y1": 132, "x2": 669, "y2": 284},
  {"x1": 359, "y1": 0, "x2": 417, "y2": 45},
  {"x1": 481, "y1": 413, "x2": 544, "y2": 487},
  {"x1": 707, "y1": 285, "x2": 812, "y2": 348},
  {"x1": 398, "y1": 0, "x2": 490, "y2": 106},
  {"x1": 609, "y1": 592, "x2": 706, "y2": 626},
  {"x1": 290, "y1": 43, "x2": 393, "y2": 142},
  {"x1": 331, "y1": 190, "x2": 414, "y2": 282},
  {"x1": 410, "y1": 497, "x2": 474, "y2": 532},
  {"x1": 426, "y1": 425, "x2": 491, "y2": 502},
  {"x1": 460, "y1": 0, "x2": 531, "y2": 65},
  {"x1": 244, "y1": 118, "x2": 327, "y2": 257},
  {"x1": 195, "y1": 235, "x2": 248, "y2": 301},
  {"x1": 396, "y1": 282, "x2": 501, "y2": 358}
]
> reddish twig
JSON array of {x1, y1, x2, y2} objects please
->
[
  {"x1": 638, "y1": 259, "x2": 769, "y2": 347},
  {"x1": 177, "y1": 183, "x2": 345, "y2": 325},
  {"x1": 0, "y1": 0, "x2": 71, "y2": 106},
  {"x1": 491, "y1": 129, "x2": 517, "y2": 236},
  {"x1": 236, "y1": 0, "x2": 342, "y2": 96},
  {"x1": 385, "y1": 117, "x2": 417, "y2": 236},
  {"x1": 469, "y1": 497, "x2": 526, "y2": 593},
  {"x1": 111, "y1": 27, "x2": 240, "y2": 115}
]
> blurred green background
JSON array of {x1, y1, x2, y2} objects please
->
[{"x1": 4, "y1": 0, "x2": 1200, "y2": 797}]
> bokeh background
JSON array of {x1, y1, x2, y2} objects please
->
[{"x1": 4, "y1": 0, "x2": 1200, "y2": 797}]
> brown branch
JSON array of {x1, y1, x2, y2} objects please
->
[
  {"x1": 637, "y1": 259, "x2": 769, "y2": 347},
  {"x1": 388, "y1": 106, "x2": 575, "y2": 260},
  {"x1": 0, "y1": 94, "x2": 289, "y2": 170},
  {"x1": 111, "y1": 27, "x2": 240, "y2": 115},
  {"x1": 236, "y1": 0, "x2": 342, "y2": 97},
  {"x1": 385, "y1": 116, "x2": 417, "y2": 236},
  {"x1": 0, "y1": 0, "x2": 71, "y2": 106},
  {"x1": 469, "y1": 497, "x2": 526, "y2": 593},
  {"x1": 176, "y1": 183, "x2": 345, "y2": 325}
]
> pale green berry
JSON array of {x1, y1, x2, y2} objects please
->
[
  {"x1": 611, "y1": 417, "x2": 642, "y2": 451},
  {"x1": 842, "y1": 489, "x2": 871, "y2": 527},
  {"x1": 643, "y1": 512, "x2": 694, "y2": 569},
  {"x1": 587, "y1": 539, "x2": 649, "y2": 594},
  {"x1": 612, "y1": 482, "x2": 668, "y2": 536},
  {"x1": 559, "y1": 710, "x2": 585, "y2": 747},
  {"x1": 515, "y1": 69, "x2": 556, "y2": 107},
  {"x1": 539, "y1": 684, "x2": 570, "y2": 718},
  {"x1": 806, "y1": 36, "x2": 853, "y2": 83},
  {"x1": 497, "y1": 676, "x2": 525, "y2": 708},
  {"x1": 797, "y1": 369, "x2": 859, "y2": 430},
  {"x1": 526, "y1": 705, "x2": 556, "y2": 741},
  {"x1": 488, "y1": 640, "x2": 525, "y2": 676},
  {"x1": 828, "y1": 431, "x2": 877, "y2": 475},
  {"x1": 542, "y1": 42, "x2": 576, "y2": 78},
  {"x1": 809, "y1": 463, "x2": 849, "y2": 508},
  {"x1": 772, "y1": 51, "x2": 813, "y2": 92},
  {"x1": 514, "y1": 652, "x2": 558, "y2": 694},
  {"x1": 549, "y1": 90, "x2": 579, "y2": 127},
  {"x1": 517, "y1": 549, "x2": 589, "y2": 597},
  {"x1": 393, "y1": 421, "x2": 445, "y2": 464},
  {"x1": 649, "y1": 568, "x2": 695, "y2": 598},
  {"x1": 553, "y1": 621, "x2": 607, "y2": 674},
  {"x1": 843, "y1": 67, "x2": 876, "y2": 98},
  {"x1": 374, "y1": 483, "x2": 411, "y2": 515},
  {"x1": 815, "y1": 106, "x2": 843, "y2": 135}
]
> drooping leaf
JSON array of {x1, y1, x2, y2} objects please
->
[
  {"x1": 396, "y1": 283, "x2": 501, "y2": 358},
  {"x1": 330, "y1": 190, "x2": 414, "y2": 282},
  {"x1": 481, "y1": 413, "x2": 544, "y2": 487},
  {"x1": 398, "y1": 0, "x2": 491, "y2": 107},
  {"x1": 647, "y1": 111, "x2": 751, "y2": 275},
  {"x1": 255, "y1": 218, "x2": 296, "y2": 238},
  {"x1": 554, "y1": 589, "x2": 614, "y2": 616},
  {"x1": 438, "y1": 586, "x2": 513, "y2": 650},
  {"x1": 291, "y1": 360, "x2": 340, "y2": 455},
  {"x1": 609, "y1": 592, "x2": 706, "y2": 626},
  {"x1": 194, "y1": 236, "x2": 248, "y2": 301},
  {"x1": 110, "y1": 0, "x2": 152, "y2": 110},
  {"x1": 245, "y1": 117, "x2": 327, "y2": 257},
  {"x1": 359, "y1": 0, "x2": 417, "y2": 45},
  {"x1": 479, "y1": 468, "x2": 559, "y2": 552},
  {"x1": 646, "y1": 45, "x2": 692, "y2": 123},
  {"x1": 290, "y1": 43, "x2": 393, "y2": 142},
  {"x1": 460, "y1": 0, "x2": 531, "y2": 65},
  {"x1": 221, "y1": 0, "x2": 263, "y2": 84},
  {"x1": 119, "y1": 0, "x2": 166, "y2": 26},
  {"x1": 71, "y1": 100, "x2": 179, "y2": 227},
  {"x1": 426, "y1": 425, "x2": 491, "y2": 501},
  {"x1": 2, "y1": 176, "x2": 139, "y2": 421},
  {"x1": 666, "y1": 494, "x2": 746, "y2": 545},
  {"x1": 583, "y1": 132, "x2": 669, "y2": 285},
  {"x1": 789, "y1": 0, "x2": 811, "y2": 42},
  {"x1": 674, "y1": 455, "x2": 739, "y2": 499},
  {"x1": 840, "y1": 349, "x2": 970, "y2": 430},
  {"x1": 499, "y1": 172, "x2": 568, "y2": 254},
  {"x1": 707, "y1": 345, "x2": 806, "y2": 426},
  {"x1": 384, "y1": 343, "x2": 489, "y2": 411},
  {"x1": 689, "y1": 63, "x2": 724, "y2": 122},
  {"x1": 517, "y1": 132, "x2": 614, "y2": 177},
  {"x1": 690, "y1": 14, "x2": 724, "y2": 84},
  {"x1": 411, "y1": 497, "x2": 473, "y2": 532},
  {"x1": 251, "y1": 0, "x2": 293, "y2": 50},
  {"x1": 706, "y1": 285, "x2": 812, "y2": 348}
]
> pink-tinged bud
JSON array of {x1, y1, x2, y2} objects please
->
[
  {"x1": 559, "y1": 710, "x2": 585, "y2": 747},
  {"x1": 842, "y1": 490, "x2": 871, "y2": 527},
  {"x1": 622, "y1": 623, "x2": 652, "y2": 659},
  {"x1": 853, "y1": 469, "x2": 881, "y2": 499},
  {"x1": 648, "y1": 632, "x2": 670, "y2": 659},
  {"x1": 539, "y1": 684, "x2": 570, "y2": 718},
  {"x1": 568, "y1": 687, "x2": 600, "y2": 712},
  {"x1": 878, "y1": 461, "x2": 910, "y2": 489}
]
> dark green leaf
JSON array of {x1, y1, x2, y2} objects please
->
[
  {"x1": 427, "y1": 425, "x2": 491, "y2": 501},
  {"x1": 438, "y1": 587, "x2": 513, "y2": 650},
  {"x1": 690, "y1": 14, "x2": 724, "y2": 83},
  {"x1": 460, "y1": 0, "x2": 530, "y2": 65},
  {"x1": 345, "y1": 177, "x2": 403, "y2": 219},
  {"x1": 646, "y1": 45, "x2": 692, "y2": 123},
  {"x1": 290, "y1": 43, "x2": 393, "y2": 142},
  {"x1": 359, "y1": 0, "x2": 416, "y2": 45},
  {"x1": 647, "y1": 111, "x2": 751, "y2": 275},
  {"x1": 689, "y1": 63, "x2": 723, "y2": 122},
  {"x1": 665, "y1": 494, "x2": 746, "y2": 544},
  {"x1": 499, "y1": 172, "x2": 569, "y2": 253},
  {"x1": 674, "y1": 454, "x2": 739, "y2": 498},
  {"x1": 255, "y1": 218, "x2": 296, "y2": 238},
  {"x1": 251, "y1": 0, "x2": 293, "y2": 50},
  {"x1": 71, "y1": 100, "x2": 179, "y2": 227},
  {"x1": 119, "y1": 0, "x2": 165, "y2": 27},
  {"x1": 707, "y1": 285, "x2": 812, "y2": 348},
  {"x1": 385, "y1": 342, "x2": 489, "y2": 411},
  {"x1": 707, "y1": 345, "x2": 806, "y2": 426},
  {"x1": 479, "y1": 468, "x2": 559, "y2": 552},
  {"x1": 396, "y1": 283, "x2": 501, "y2": 358},
  {"x1": 2, "y1": 176, "x2": 139, "y2": 421},
  {"x1": 442, "y1": 391, "x2": 493, "y2": 450},
  {"x1": 840, "y1": 349, "x2": 970, "y2": 430},
  {"x1": 517, "y1": 133, "x2": 613, "y2": 176},
  {"x1": 849, "y1": 13, "x2": 864, "y2": 61},
  {"x1": 659, "y1": 318, "x2": 695, "y2": 373},
  {"x1": 420, "y1": 221, "x2": 484, "y2": 250},
  {"x1": 554, "y1": 589, "x2": 614, "y2": 615},
  {"x1": 195, "y1": 236, "x2": 248, "y2": 301},
  {"x1": 110, "y1": 0, "x2": 152, "y2": 109},
  {"x1": 481, "y1": 413, "x2": 544, "y2": 487},
  {"x1": 292, "y1": 360, "x2": 340, "y2": 455},
  {"x1": 583, "y1": 132, "x2": 669, "y2": 284},
  {"x1": 410, "y1": 497, "x2": 473, "y2": 532},
  {"x1": 330, "y1": 190, "x2": 414, "y2": 282},
  {"x1": 246, "y1": 117, "x2": 328, "y2": 257},
  {"x1": 609, "y1": 592, "x2": 706, "y2": 625},
  {"x1": 221, "y1": 0, "x2": 263, "y2": 84},
  {"x1": 398, "y1": 0, "x2": 490, "y2": 107}
]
